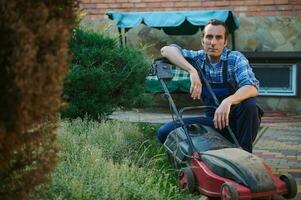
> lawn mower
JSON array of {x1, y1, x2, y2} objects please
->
[{"x1": 149, "y1": 57, "x2": 297, "y2": 200}]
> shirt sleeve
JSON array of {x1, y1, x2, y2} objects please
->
[
  {"x1": 169, "y1": 44, "x2": 202, "y2": 58},
  {"x1": 233, "y1": 52, "x2": 260, "y2": 90}
]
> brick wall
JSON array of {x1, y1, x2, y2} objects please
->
[{"x1": 80, "y1": 0, "x2": 301, "y2": 19}]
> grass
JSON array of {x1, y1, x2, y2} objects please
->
[{"x1": 33, "y1": 119, "x2": 199, "y2": 200}]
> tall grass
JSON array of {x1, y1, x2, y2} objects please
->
[{"x1": 33, "y1": 119, "x2": 197, "y2": 200}]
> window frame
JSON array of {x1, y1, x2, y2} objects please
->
[
  {"x1": 242, "y1": 51, "x2": 301, "y2": 97},
  {"x1": 251, "y1": 63, "x2": 297, "y2": 96}
]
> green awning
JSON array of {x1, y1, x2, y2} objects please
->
[{"x1": 106, "y1": 10, "x2": 239, "y2": 35}]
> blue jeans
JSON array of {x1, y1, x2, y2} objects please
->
[{"x1": 157, "y1": 97, "x2": 262, "y2": 153}]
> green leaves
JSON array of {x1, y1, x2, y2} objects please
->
[
  {"x1": 34, "y1": 120, "x2": 194, "y2": 200},
  {"x1": 62, "y1": 29, "x2": 150, "y2": 120}
]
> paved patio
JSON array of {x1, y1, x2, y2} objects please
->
[{"x1": 109, "y1": 109, "x2": 301, "y2": 199}]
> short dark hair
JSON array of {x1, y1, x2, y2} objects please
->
[{"x1": 202, "y1": 19, "x2": 229, "y2": 40}]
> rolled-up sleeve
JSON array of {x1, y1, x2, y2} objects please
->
[
  {"x1": 234, "y1": 53, "x2": 260, "y2": 90},
  {"x1": 169, "y1": 44, "x2": 202, "y2": 58}
]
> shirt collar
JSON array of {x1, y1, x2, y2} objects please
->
[
  {"x1": 220, "y1": 48, "x2": 229, "y2": 61},
  {"x1": 200, "y1": 47, "x2": 229, "y2": 62}
]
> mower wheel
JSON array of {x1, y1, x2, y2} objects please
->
[
  {"x1": 179, "y1": 167, "x2": 195, "y2": 193},
  {"x1": 221, "y1": 182, "x2": 238, "y2": 200},
  {"x1": 280, "y1": 174, "x2": 297, "y2": 199}
]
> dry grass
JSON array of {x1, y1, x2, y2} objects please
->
[{"x1": 33, "y1": 119, "x2": 195, "y2": 200}]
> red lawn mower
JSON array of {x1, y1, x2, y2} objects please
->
[{"x1": 150, "y1": 57, "x2": 297, "y2": 200}]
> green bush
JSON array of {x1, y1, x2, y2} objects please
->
[
  {"x1": 33, "y1": 120, "x2": 195, "y2": 200},
  {"x1": 62, "y1": 29, "x2": 150, "y2": 120}
]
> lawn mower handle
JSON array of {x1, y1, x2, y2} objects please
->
[
  {"x1": 151, "y1": 58, "x2": 198, "y2": 155},
  {"x1": 159, "y1": 78, "x2": 197, "y2": 155}
]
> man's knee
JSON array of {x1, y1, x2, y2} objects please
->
[
  {"x1": 157, "y1": 126, "x2": 166, "y2": 143},
  {"x1": 241, "y1": 97, "x2": 258, "y2": 114},
  {"x1": 157, "y1": 124, "x2": 173, "y2": 143}
]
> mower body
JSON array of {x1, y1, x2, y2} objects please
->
[{"x1": 164, "y1": 124, "x2": 296, "y2": 199}]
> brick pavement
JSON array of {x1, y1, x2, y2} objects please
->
[{"x1": 254, "y1": 114, "x2": 301, "y2": 200}]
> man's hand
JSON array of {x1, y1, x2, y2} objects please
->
[
  {"x1": 189, "y1": 69, "x2": 202, "y2": 100},
  {"x1": 161, "y1": 46, "x2": 202, "y2": 100},
  {"x1": 213, "y1": 85, "x2": 259, "y2": 130},
  {"x1": 213, "y1": 97, "x2": 232, "y2": 129}
]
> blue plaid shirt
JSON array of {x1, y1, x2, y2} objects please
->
[{"x1": 172, "y1": 44, "x2": 259, "y2": 90}]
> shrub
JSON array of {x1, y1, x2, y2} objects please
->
[
  {"x1": 0, "y1": 1, "x2": 77, "y2": 199},
  {"x1": 34, "y1": 120, "x2": 194, "y2": 200},
  {"x1": 62, "y1": 29, "x2": 150, "y2": 120}
]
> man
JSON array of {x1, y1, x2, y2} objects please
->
[{"x1": 157, "y1": 19, "x2": 263, "y2": 153}]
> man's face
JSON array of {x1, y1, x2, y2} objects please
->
[{"x1": 202, "y1": 24, "x2": 227, "y2": 62}]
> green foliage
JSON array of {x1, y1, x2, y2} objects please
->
[
  {"x1": 62, "y1": 29, "x2": 150, "y2": 120},
  {"x1": 33, "y1": 120, "x2": 196, "y2": 200}
]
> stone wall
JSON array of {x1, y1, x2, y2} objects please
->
[
  {"x1": 237, "y1": 16, "x2": 301, "y2": 51},
  {"x1": 82, "y1": 15, "x2": 301, "y2": 53}
]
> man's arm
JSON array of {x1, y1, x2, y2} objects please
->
[
  {"x1": 161, "y1": 46, "x2": 202, "y2": 99},
  {"x1": 213, "y1": 85, "x2": 258, "y2": 130}
]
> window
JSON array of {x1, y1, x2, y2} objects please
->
[
  {"x1": 243, "y1": 51, "x2": 300, "y2": 97},
  {"x1": 252, "y1": 63, "x2": 297, "y2": 96}
]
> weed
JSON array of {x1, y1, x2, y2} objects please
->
[{"x1": 33, "y1": 120, "x2": 197, "y2": 200}]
